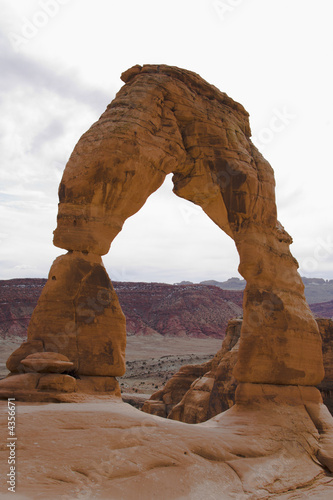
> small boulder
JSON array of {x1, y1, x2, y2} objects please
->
[
  {"x1": 21, "y1": 352, "x2": 74, "y2": 373},
  {"x1": 6, "y1": 340, "x2": 44, "y2": 373}
]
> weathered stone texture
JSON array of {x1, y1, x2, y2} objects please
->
[
  {"x1": 142, "y1": 319, "x2": 241, "y2": 421},
  {"x1": 1, "y1": 64, "x2": 325, "y2": 397},
  {"x1": 144, "y1": 317, "x2": 333, "y2": 423},
  {"x1": 53, "y1": 64, "x2": 323, "y2": 386}
]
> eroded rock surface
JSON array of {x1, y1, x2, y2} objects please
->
[
  {"x1": 144, "y1": 318, "x2": 333, "y2": 422},
  {"x1": 20, "y1": 352, "x2": 74, "y2": 373},
  {"x1": 5, "y1": 253, "x2": 126, "y2": 378},
  {"x1": 142, "y1": 318, "x2": 241, "y2": 420},
  {"x1": 1, "y1": 64, "x2": 325, "y2": 391},
  {"x1": 170, "y1": 319, "x2": 241, "y2": 423},
  {"x1": 1, "y1": 395, "x2": 332, "y2": 499},
  {"x1": 52, "y1": 64, "x2": 324, "y2": 386},
  {"x1": 1, "y1": 253, "x2": 126, "y2": 401}
]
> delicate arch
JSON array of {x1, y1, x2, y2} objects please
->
[{"x1": 7, "y1": 65, "x2": 324, "y2": 387}]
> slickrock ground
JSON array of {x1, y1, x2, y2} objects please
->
[{"x1": 1, "y1": 395, "x2": 332, "y2": 500}]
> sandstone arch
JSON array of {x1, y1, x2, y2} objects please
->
[
  {"x1": 2, "y1": 65, "x2": 333, "y2": 497},
  {"x1": 4, "y1": 64, "x2": 324, "y2": 392}
]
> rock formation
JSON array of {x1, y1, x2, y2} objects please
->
[
  {"x1": 142, "y1": 318, "x2": 241, "y2": 420},
  {"x1": 1, "y1": 253, "x2": 126, "y2": 401},
  {"x1": 20, "y1": 352, "x2": 74, "y2": 373},
  {"x1": 143, "y1": 318, "x2": 333, "y2": 422},
  {"x1": 1, "y1": 64, "x2": 324, "y2": 390},
  {"x1": 0, "y1": 65, "x2": 332, "y2": 491}
]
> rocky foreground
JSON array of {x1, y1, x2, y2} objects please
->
[{"x1": 1, "y1": 394, "x2": 333, "y2": 500}]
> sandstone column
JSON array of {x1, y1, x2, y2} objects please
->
[{"x1": 233, "y1": 223, "x2": 324, "y2": 385}]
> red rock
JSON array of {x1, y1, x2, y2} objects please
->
[
  {"x1": 316, "y1": 318, "x2": 333, "y2": 414},
  {"x1": 76, "y1": 376, "x2": 121, "y2": 396},
  {"x1": 21, "y1": 352, "x2": 74, "y2": 373},
  {"x1": 6, "y1": 340, "x2": 44, "y2": 373},
  {"x1": 143, "y1": 319, "x2": 241, "y2": 421},
  {"x1": 0, "y1": 64, "x2": 326, "y2": 397},
  {"x1": 0, "y1": 373, "x2": 40, "y2": 394},
  {"x1": 8, "y1": 253, "x2": 126, "y2": 378},
  {"x1": 141, "y1": 361, "x2": 212, "y2": 418},
  {"x1": 146, "y1": 318, "x2": 333, "y2": 423},
  {"x1": 37, "y1": 373, "x2": 76, "y2": 392},
  {"x1": 53, "y1": 65, "x2": 323, "y2": 386}
]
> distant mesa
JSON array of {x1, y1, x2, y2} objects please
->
[
  {"x1": 174, "y1": 280, "x2": 193, "y2": 285},
  {"x1": 178, "y1": 276, "x2": 333, "y2": 303},
  {"x1": 200, "y1": 277, "x2": 246, "y2": 290},
  {"x1": 302, "y1": 277, "x2": 333, "y2": 285},
  {"x1": 311, "y1": 300, "x2": 333, "y2": 318},
  {"x1": 174, "y1": 277, "x2": 246, "y2": 289}
]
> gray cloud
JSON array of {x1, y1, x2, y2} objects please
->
[
  {"x1": 0, "y1": 30, "x2": 113, "y2": 110},
  {"x1": 30, "y1": 118, "x2": 64, "y2": 153},
  {"x1": 0, "y1": 28, "x2": 118, "y2": 279}
]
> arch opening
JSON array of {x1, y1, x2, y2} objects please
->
[{"x1": 104, "y1": 173, "x2": 241, "y2": 284}]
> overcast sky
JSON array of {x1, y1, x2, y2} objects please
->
[{"x1": 0, "y1": 0, "x2": 332, "y2": 283}]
